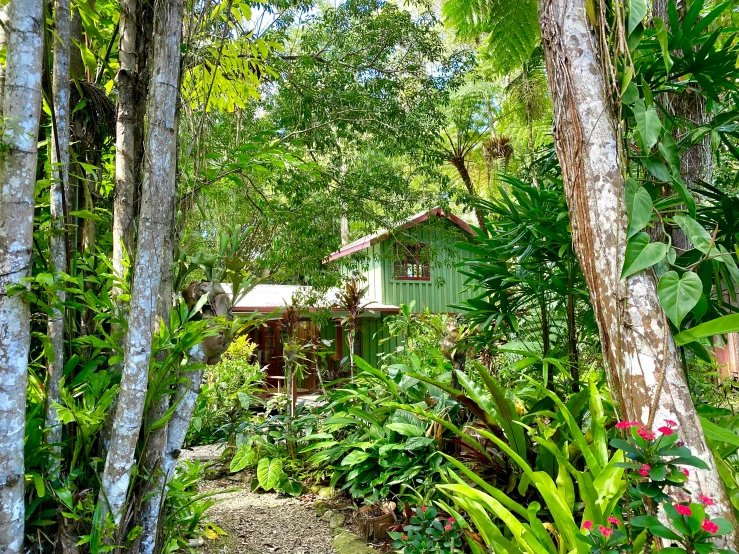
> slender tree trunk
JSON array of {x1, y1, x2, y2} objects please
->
[
  {"x1": 98, "y1": 0, "x2": 183, "y2": 532},
  {"x1": 0, "y1": 0, "x2": 44, "y2": 550},
  {"x1": 162, "y1": 345, "x2": 207, "y2": 482},
  {"x1": 537, "y1": 0, "x2": 737, "y2": 544},
  {"x1": 449, "y1": 156, "x2": 488, "y2": 236},
  {"x1": 138, "y1": 201, "x2": 176, "y2": 554},
  {"x1": 46, "y1": 0, "x2": 72, "y2": 472},
  {"x1": 113, "y1": 0, "x2": 138, "y2": 291}
]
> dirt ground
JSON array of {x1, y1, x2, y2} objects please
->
[{"x1": 180, "y1": 446, "x2": 360, "y2": 554}]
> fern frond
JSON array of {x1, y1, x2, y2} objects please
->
[{"x1": 442, "y1": 0, "x2": 539, "y2": 76}]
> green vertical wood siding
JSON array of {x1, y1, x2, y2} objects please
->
[{"x1": 376, "y1": 219, "x2": 477, "y2": 313}]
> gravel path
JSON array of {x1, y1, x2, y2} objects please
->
[{"x1": 181, "y1": 446, "x2": 341, "y2": 554}]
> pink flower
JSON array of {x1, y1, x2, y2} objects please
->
[
  {"x1": 638, "y1": 429, "x2": 656, "y2": 440},
  {"x1": 657, "y1": 426, "x2": 674, "y2": 436},
  {"x1": 682, "y1": 468, "x2": 690, "y2": 477},
  {"x1": 444, "y1": 524, "x2": 452, "y2": 531},
  {"x1": 607, "y1": 516, "x2": 620, "y2": 525},
  {"x1": 699, "y1": 495, "x2": 715, "y2": 507},
  {"x1": 675, "y1": 505, "x2": 693, "y2": 516},
  {"x1": 582, "y1": 520, "x2": 593, "y2": 531},
  {"x1": 702, "y1": 519, "x2": 719, "y2": 534},
  {"x1": 639, "y1": 464, "x2": 651, "y2": 477},
  {"x1": 615, "y1": 421, "x2": 639, "y2": 429},
  {"x1": 401, "y1": 535, "x2": 407, "y2": 540},
  {"x1": 598, "y1": 525, "x2": 613, "y2": 537},
  {"x1": 448, "y1": 517, "x2": 455, "y2": 523},
  {"x1": 665, "y1": 419, "x2": 678, "y2": 428},
  {"x1": 420, "y1": 506, "x2": 427, "y2": 513}
]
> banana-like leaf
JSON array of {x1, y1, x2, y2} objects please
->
[
  {"x1": 442, "y1": 453, "x2": 528, "y2": 517},
  {"x1": 473, "y1": 362, "x2": 528, "y2": 459},
  {"x1": 588, "y1": 377, "x2": 609, "y2": 469}
]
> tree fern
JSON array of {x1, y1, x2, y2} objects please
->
[{"x1": 442, "y1": 0, "x2": 539, "y2": 76}]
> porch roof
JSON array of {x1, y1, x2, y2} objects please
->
[{"x1": 229, "y1": 284, "x2": 399, "y2": 316}]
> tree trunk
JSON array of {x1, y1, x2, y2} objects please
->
[
  {"x1": 537, "y1": 0, "x2": 737, "y2": 544},
  {"x1": 138, "y1": 201, "x2": 176, "y2": 554},
  {"x1": 0, "y1": 0, "x2": 44, "y2": 551},
  {"x1": 46, "y1": 0, "x2": 72, "y2": 472},
  {"x1": 113, "y1": 0, "x2": 138, "y2": 292},
  {"x1": 449, "y1": 156, "x2": 488, "y2": 236},
  {"x1": 98, "y1": 0, "x2": 183, "y2": 532},
  {"x1": 162, "y1": 346, "x2": 207, "y2": 483}
]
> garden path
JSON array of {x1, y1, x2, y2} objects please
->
[{"x1": 181, "y1": 445, "x2": 374, "y2": 554}]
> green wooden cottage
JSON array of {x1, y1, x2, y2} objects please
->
[{"x1": 233, "y1": 208, "x2": 479, "y2": 390}]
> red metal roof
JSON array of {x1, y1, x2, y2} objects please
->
[{"x1": 325, "y1": 208, "x2": 474, "y2": 263}]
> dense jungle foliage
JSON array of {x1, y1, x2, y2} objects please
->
[{"x1": 7, "y1": 0, "x2": 739, "y2": 553}]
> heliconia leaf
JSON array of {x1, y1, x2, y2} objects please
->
[
  {"x1": 627, "y1": 186, "x2": 653, "y2": 239},
  {"x1": 673, "y1": 314, "x2": 739, "y2": 346},
  {"x1": 657, "y1": 271, "x2": 702, "y2": 327},
  {"x1": 621, "y1": 233, "x2": 669, "y2": 279},
  {"x1": 628, "y1": 0, "x2": 648, "y2": 34},
  {"x1": 634, "y1": 98, "x2": 661, "y2": 149}
]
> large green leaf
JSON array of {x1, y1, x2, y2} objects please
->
[
  {"x1": 230, "y1": 445, "x2": 255, "y2": 473},
  {"x1": 634, "y1": 99, "x2": 661, "y2": 149},
  {"x1": 386, "y1": 422, "x2": 425, "y2": 437},
  {"x1": 654, "y1": 18, "x2": 673, "y2": 74},
  {"x1": 627, "y1": 186, "x2": 653, "y2": 239},
  {"x1": 341, "y1": 450, "x2": 372, "y2": 466},
  {"x1": 621, "y1": 233, "x2": 668, "y2": 279},
  {"x1": 673, "y1": 215, "x2": 715, "y2": 255},
  {"x1": 657, "y1": 271, "x2": 702, "y2": 327},
  {"x1": 673, "y1": 314, "x2": 739, "y2": 346},
  {"x1": 700, "y1": 416, "x2": 739, "y2": 447},
  {"x1": 257, "y1": 458, "x2": 283, "y2": 491},
  {"x1": 628, "y1": 0, "x2": 648, "y2": 34}
]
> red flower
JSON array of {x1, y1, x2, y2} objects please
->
[
  {"x1": 638, "y1": 428, "x2": 656, "y2": 440},
  {"x1": 401, "y1": 535, "x2": 408, "y2": 540},
  {"x1": 615, "y1": 421, "x2": 639, "y2": 429},
  {"x1": 582, "y1": 520, "x2": 593, "y2": 531},
  {"x1": 444, "y1": 524, "x2": 452, "y2": 531},
  {"x1": 607, "y1": 516, "x2": 620, "y2": 525},
  {"x1": 702, "y1": 519, "x2": 719, "y2": 534},
  {"x1": 448, "y1": 517, "x2": 455, "y2": 523},
  {"x1": 639, "y1": 463, "x2": 651, "y2": 477},
  {"x1": 420, "y1": 506, "x2": 427, "y2": 513},
  {"x1": 657, "y1": 426, "x2": 674, "y2": 436},
  {"x1": 699, "y1": 495, "x2": 715, "y2": 507},
  {"x1": 598, "y1": 525, "x2": 613, "y2": 537},
  {"x1": 682, "y1": 468, "x2": 690, "y2": 477},
  {"x1": 665, "y1": 419, "x2": 678, "y2": 428},
  {"x1": 675, "y1": 505, "x2": 693, "y2": 516}
]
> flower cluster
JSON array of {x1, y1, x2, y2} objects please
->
[
  {"x1": 388, "y1": 505, "x2": 463, "y2": 554},
  {"x1": 596, "y1": 424, "x2": 736, "y2": 554},
  {"x1": 611, "y1": 419, "x2": 709, "y2": 503}
]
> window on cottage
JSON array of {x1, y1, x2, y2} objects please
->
[{"x1": 393, "y1": 242, "x2": 430, "y2": 280}]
